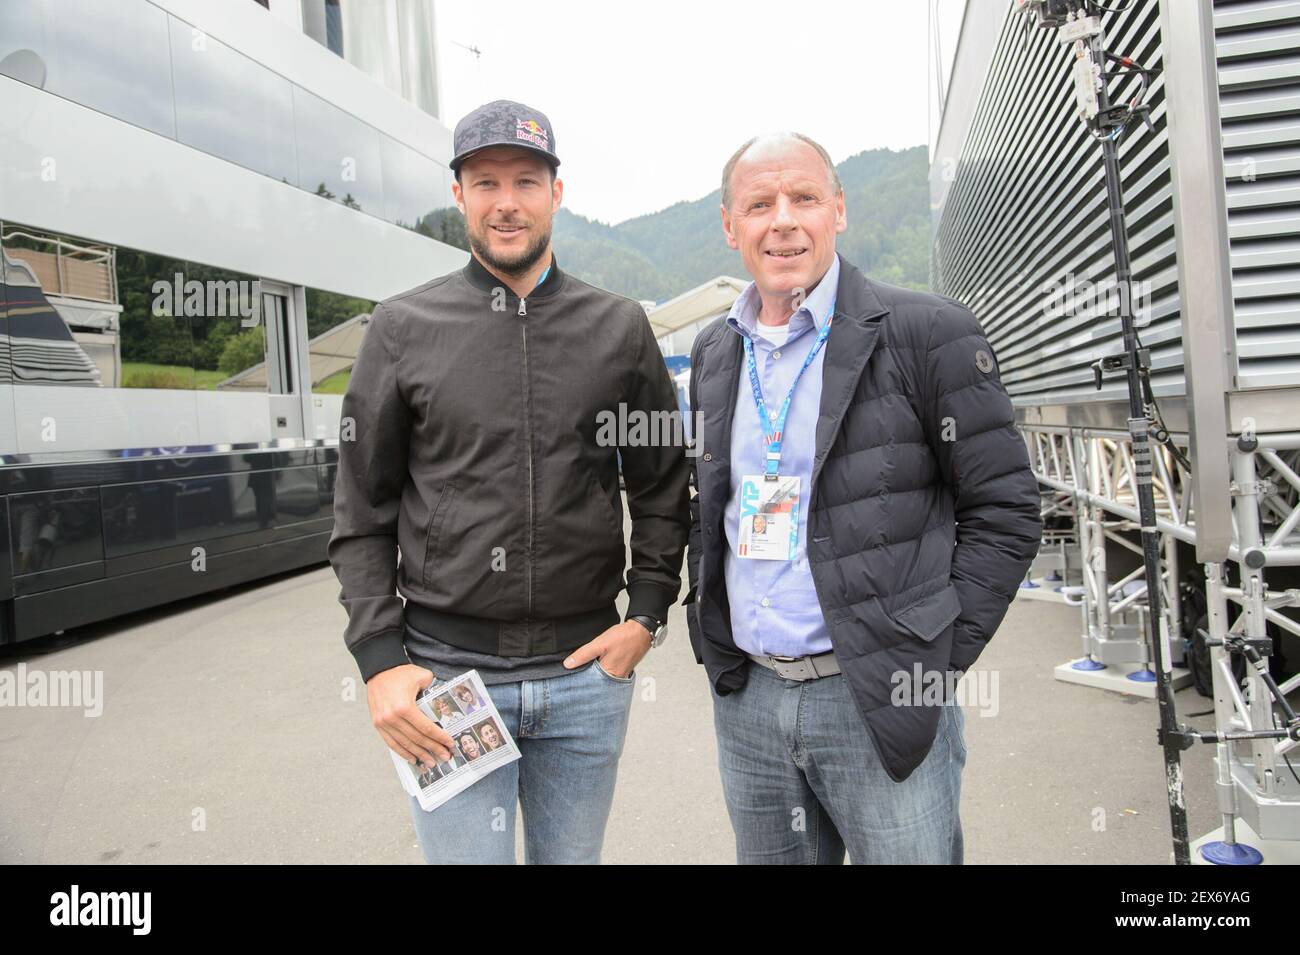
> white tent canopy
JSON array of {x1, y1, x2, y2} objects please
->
[
  {"x1": 646, "y1": 276, "x2": 748, "y2": 338},
  {"x1": 218, "y1": 311, "x2": 370, "y2": 391}
]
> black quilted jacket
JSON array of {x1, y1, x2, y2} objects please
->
[{"x1": 684, "y1": 254, "x2": 1043, "y2": 782}]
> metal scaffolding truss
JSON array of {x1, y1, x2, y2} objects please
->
[{"x1": 1023, "y1": 421, "x2": 1300, "y2": 842}]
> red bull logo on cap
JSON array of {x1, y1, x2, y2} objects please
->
[{"x1": 516, "y1": 118, "x2": 549, "y2": 151}]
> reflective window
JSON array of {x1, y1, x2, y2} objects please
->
[
  {"x1": 0, "y1": 0, "x2": 175, "y2": 138},
  {"x1": 0, "y1": 3, "x2": 45, "y2": 88},
  {"x1": 294, "y1": 87, "x2": 385, "y2": 216},
  {"x1": 0, "y1": 222, "x2": 278, "y2": 393},
  {"x1": 301, "y1": 0, "x2": 438, "y2": 119},
  {"x1": 394, "y1": 0, "x2": 440, "y2": 118},
  {"x1": 305, "y1": 287, "x2": 375, "y2": 395},
  {"x1": 0, "y1": 1, "x2": 458, "y2": 237},
  {"x1": 10, "y1": 488, "x2": 101, "y2": 573},
  {"x1": 336, "y1": 0, "x2": 402, "y2": 95},
  {"x1": 1, "y1": 224, "x2": 126, "y2": 388},
  {"x1": 325, "y1": 0, "x2": 343, "y2": 56},
  {"x1": 125, "y1": 255, "x2": 266, "y2": 394},
  {"x1": 301, "y1": 0, "x2": 344, "y2": 58},
  {"x1": 116, "y1": 247, "x2": 202, "y2": 391},
  {"x1": 381, "y1": 135, "x2": 451, "y2": 229},
  {"x1": 182, "y1": 266, "x2": 266, "y2": 394},
  {"x1": 169, "y1": 18, "x2": 298, "y2": 185}
]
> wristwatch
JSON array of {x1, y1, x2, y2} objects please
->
[{"x1": 628, "y1": 614, "x2": 669, "y2": 648}]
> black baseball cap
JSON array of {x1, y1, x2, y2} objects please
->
[{"x1": 450, "y1": 99, "x2": 560, "y2": 174}]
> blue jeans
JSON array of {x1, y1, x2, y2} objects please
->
[
  {"x1": 711, "y1": 660, "x2": 967, "y2": 864},
  {"x1": 407, "y1": 660, "x2": 636, "y2": 864}
]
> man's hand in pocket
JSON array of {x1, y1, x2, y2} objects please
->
[{"x1": 563, "y1": 620, "x2": 653, "y2": 678}]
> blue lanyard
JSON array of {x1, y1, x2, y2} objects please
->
[
  {"x1": 743, "y1": 300, "x2": 835, "y2": 479},
  {"x1": 536, "y1": 264, "x2": 551, "y2": 287}
]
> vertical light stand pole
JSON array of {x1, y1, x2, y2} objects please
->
[{"x1": 1063, "y1": 7, "x2": 1192, "y2": 863}]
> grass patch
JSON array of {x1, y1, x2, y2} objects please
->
[
  {"x1": 314, "y1": 369, "x2": 351, "y2": 394},
  {"x1": 122, "y1": 362, "x2": 230, "y2": 390}
]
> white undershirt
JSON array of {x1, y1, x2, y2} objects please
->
[{"x1": 752, "y1": 321, "x2": 791, "y2": 348}]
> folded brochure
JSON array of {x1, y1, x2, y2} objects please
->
[{"x1": 390, "y1": 669, "x2": 521, "y2": 812}]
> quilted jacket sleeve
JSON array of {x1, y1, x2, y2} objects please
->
[{"x1": 922, "y1": 302, "x2": 1043, "y2": 672}]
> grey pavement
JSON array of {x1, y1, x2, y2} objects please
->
[{"x1": 0, "y1": 508, "x2": 1225, "y2": 864}]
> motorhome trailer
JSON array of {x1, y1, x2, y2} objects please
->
[{"x1": 0, "y1": 0, "x2": 467, "y2": 642}]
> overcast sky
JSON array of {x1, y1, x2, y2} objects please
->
[{"x1": 434, "y1": 0, "x2": 966, "y2": 225}]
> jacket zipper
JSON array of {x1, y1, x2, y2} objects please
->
[{"x1": 519, "y1": 294, "x2": 533, "y2": 618}]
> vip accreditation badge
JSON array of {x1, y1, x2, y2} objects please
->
[{"x1": 737, "y1": 475, "x2": 801, "y2": 561}]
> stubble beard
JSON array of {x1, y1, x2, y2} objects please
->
[{"x1": 469, "y1": 217, "x2": 553, "y2": 278}]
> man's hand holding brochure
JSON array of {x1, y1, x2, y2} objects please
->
[{"x1": 388, "y1": 670, "x2": 522, "y2": 812}]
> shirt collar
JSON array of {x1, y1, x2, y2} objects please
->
[
  {"x1": 726, "y1": 255, "x2": 840, "y2": 342},
  {"x1": 463, "y1": 251, "x2": 563, "y2": 299}
]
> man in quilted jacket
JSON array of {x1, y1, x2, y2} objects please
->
[{"x1": 684, "y1": 132, "x2": 1043, "y2": 864}]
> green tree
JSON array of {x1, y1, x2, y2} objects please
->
[
  {"x1": 415, "y1": 208, "x2": 469, "y2": 252},
  {"x1": 219, "y1": 327, "x2": 267, "y2": 377},
  {"x1": 305, "y1": 287, "x2": 374, "y2": 339}
]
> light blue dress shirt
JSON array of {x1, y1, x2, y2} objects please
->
[{"x1": 722, "y1": 256, "x2": 839, "y2": 658}]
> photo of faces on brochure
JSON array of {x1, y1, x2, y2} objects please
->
[{"x1": 390, "y1": 669, "x2": 521, "y2": 812}]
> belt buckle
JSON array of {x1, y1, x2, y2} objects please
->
[{"x1": 769, "y1": 654, "x2": 815, "y2": 681}]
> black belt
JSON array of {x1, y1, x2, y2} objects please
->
[{"x1": 747, "y1": 650, "x2": 841, "y2": 681}]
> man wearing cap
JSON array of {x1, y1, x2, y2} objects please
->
[
  {"x1": 683, "y1": 133, "x2": 1042, "y2": 863},
  {"x1": 329, "y1": 100, "x2": 689, "y2": 864}
]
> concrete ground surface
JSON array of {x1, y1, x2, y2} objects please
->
[{"x1": 0, "y1": 509, "x2": 1238, "y2": 865}]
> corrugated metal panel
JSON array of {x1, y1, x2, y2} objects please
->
[
  {"x1": 932, "y1": 0, "x2": 1300, "y2": 407},
  {"x1": 1216, "y1": 0, "x2": 1300, "y2": 389},
  {"x1": 931, "y1": 0, "x2": 1181, "y2": 408}
]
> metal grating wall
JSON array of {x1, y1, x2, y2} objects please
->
[
  {"x1": 1216, "y1": 0, "x2": 1300, "y2": 390},
  {"x1": 932, "y1": 0, "x2": 1177, "y2": 408},
  {"x1": 932, "y1": 0, "x2": 1300, "y2": 408}
]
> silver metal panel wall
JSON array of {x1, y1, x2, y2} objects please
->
[
  {"x1": 931, "y1": 0, "x2": 1179, "y2": 408},
  {"x1": 932, "y1": 0, "x2": 1300, "y2": 407},
  {"x1": 1215, "y1": 0, "x2": 1300, "y2": 390}
]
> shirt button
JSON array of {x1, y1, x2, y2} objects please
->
[
  {"x1": 761, "y1": 597, "x2": 770, "y2": 608},
  {"x1": 703, "y1": 453, "x2": 712, "y2": 461},
  {"x1": 772, "y1": 350, "x2": 782, "y2": 360}
]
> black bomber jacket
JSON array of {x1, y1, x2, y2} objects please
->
[{"x1": 328, "y1": 254, "x2": 690, "y2": 680}]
